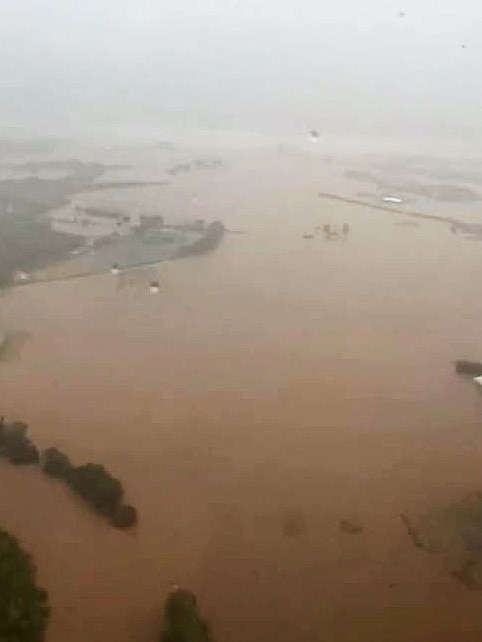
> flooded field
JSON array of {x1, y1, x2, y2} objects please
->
[{"x1": 1, "y1": 149, "x2": 482, "y2": 641}]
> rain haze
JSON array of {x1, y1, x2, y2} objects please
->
[
  {"x1": 3, "y1": 1, "x2": 482, "y2": 642},
  {"x1": 2, "y1": 0, "x2": 482, "y2": 148}
]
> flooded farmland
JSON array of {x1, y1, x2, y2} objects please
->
[{"x1": 2, "y1": 148, "x2": 482, "y2": 641}]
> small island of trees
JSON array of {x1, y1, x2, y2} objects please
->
[
  {"x1": 42, "y1": 448, "x2": 138, "y2": 528},
  {"x1": 0, "y1": 418, "x2": 137, "y2": 529}
]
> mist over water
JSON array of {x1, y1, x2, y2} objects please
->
[{"x1": 3, "y1": 0, "x2": 482, "y2": 150}]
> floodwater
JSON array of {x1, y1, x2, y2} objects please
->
[{"x1": 2, "y1": 150, "x2": 482, "y2": 641}]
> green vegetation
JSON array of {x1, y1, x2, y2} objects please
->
[
  {"x1": 0, "y1": 420, "x2": 137, "y2": 528},
  {"x1": 0, "y1": 162, "x2": 105, "y2": 286},
  {"x1": 42, "y1": 448, "x2": 138, "y2": 528},
  {"x1": 177, "y1": 221, "x2": 224, "y2": 258},
  {"x1": 0, "y1": 526, "x2": 49, "y2": 642},
  {"x1": 68, "y1": 463, "x2": 123, "y2": 515},
  {"x1": 160, "y1": 588, "x2": 213, "y2": 642},
  {"x1": 41, "y1": 447, "x2": 72, "y2": 478},
  {"x1": 111, "y1": 504, "x2": 138, "y2": 529}
]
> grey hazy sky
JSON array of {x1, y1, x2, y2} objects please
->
[{"x1": 2, "y1": 0, "x2": 482, "y2": 141}]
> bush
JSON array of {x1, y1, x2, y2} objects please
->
[
  {"x1": 7, "y1": 441, "x2": 39, "y2": 465},
  {"x1": 161, "y1": 587, "x2": 213, "y2": 642},
  {"x1": 111, "y1": 504, "x2": 138, "y2": 529},
  {"x1": 0, "y1": 421, "x2": 28, "y2": 444},
  {"x1": 42, "y1": 448, "x2": 72, "y2": 479},
  {"x1": 67, "y1": 463, "x2": 124, "y2": 516},
  {"x1": 0, "y1": 525, "x2": 50, "y2": 641},
  {"x1": 0, "y1": 422, "x2": 39, "y2": 465},
  {"x1": 41, "y1": 449, "x2": 138, "y2": 527}
]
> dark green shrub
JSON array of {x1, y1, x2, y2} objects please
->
[
  {"x1": 0, "y1": 422, "x2": 39, "y2": 465},
  {"x1": 0, "y1": 526, "x2": 50, "y2": 641},
  {"x1": 68, "y1": 463, "x2": 124, "y2": 515},
  {"x1": 111, "y1": 504, "x2": 138, "y2": 529},
  {"x1": 42, "y1": 448, "x2": 72, "y2": 479},
  {"x1": 161, "y1": 588, "x2": 213, "y2": 642}
]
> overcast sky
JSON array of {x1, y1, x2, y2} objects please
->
[{"x1": 2, "y1": 0, "x2": 482, "y2": 142}]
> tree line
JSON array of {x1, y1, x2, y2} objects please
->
[{"x1": 0, "y1": 418, "x2": 137, "y2": 528}]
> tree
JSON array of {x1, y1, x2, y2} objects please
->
[
  {"x1": 67, "y1": 463, "x2": 124, "y2": 515},
  {"x1": 160, "y1": 588, "x2": 213, "y2": 642},
  {"x1": 42, "y1": 448, "x2": 72, "y2": 479},
  {"x1": 0, "y1": 526, "x2": 49, "y2": 641},
  {"x1": 7, "y1": 441, "x2": 39, "y2": 465},
  {"x1": 111, "y1": 504, "x2": 138, "y2": 529},
  {"x1": 0, "y1": 422, "x2": 39, "y2": 465}
]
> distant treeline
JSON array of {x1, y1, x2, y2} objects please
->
[
  {"x1": 0, "y1": 138, "x2": 59, "y2": 154},
  {"x1": 167, "y1": 159, "x2": 221, "y2": 176},
  {"x1": 0, "y1": 162, "x2": 105, "y2": 286},
  {"x1": 177, "y1": 221, "x2": 225, "y2": 258},
  {"x1": 83, "y1": 180, "x2": 168, "y2": 192},
  {"x1": 0, "y1": 159, "x2": 130, "y2": 172},
  {"x1": 0, "y1": 418, "x2": 137, "y2": 528}
]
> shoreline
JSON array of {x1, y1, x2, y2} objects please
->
[{"x1": 4, "y1": 220, "x2": 226, "y2": 290}]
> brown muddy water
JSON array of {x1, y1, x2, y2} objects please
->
[{"x1": 2, "y1": 151, "x2": 482, "y2": 641}]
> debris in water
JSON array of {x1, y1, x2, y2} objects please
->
[
  {"x1": 400, "y1": 513, "x2": 435, "y2": 552},
  {"x1": 149, "y1": 280, "x2": 160, "y2": 294},
  {"x1": 309, "y1": 130, "x2": 320, "y2": 142},
  {"x1": 110, "y1": 264, "x2": 120, "y2": 275},
  {"x1": 474, "y1": 376, "x2": 482, "y2": 388},
  {"x1": 340, "y1": 519, "x2": 363, "y2": 535},
  {"x1": 383, "y1": 196, "x2": 404, "y2": 204}
]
